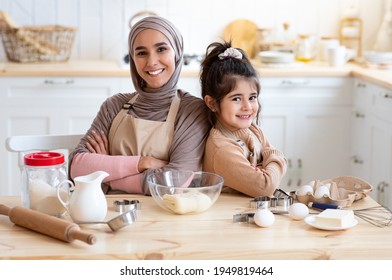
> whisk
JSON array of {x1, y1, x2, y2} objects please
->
[
  {"x1": 351, "y1": 206, "x2": 392, "y2": 228},
  {"x1": 309, "y1": 203, "x2": 392, "y2": 228}
]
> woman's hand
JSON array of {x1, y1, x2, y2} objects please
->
[
  {"x1": 86, "y1": 130, "x2": 109, "y2": 155},
  {"x1": 138, "y1": 156, "x2": 168, "y2": 172}
]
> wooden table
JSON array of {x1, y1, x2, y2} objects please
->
[{"x1": 1, "y1": 193, "x2": 392, "y2": 260}]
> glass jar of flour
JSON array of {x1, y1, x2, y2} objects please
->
[{"x1": 22, "y1": 152, "x2": 71, "y2": 217}]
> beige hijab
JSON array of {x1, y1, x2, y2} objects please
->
[{"x1": 127, "y1": 16, "x2": 184, "y2": 119}]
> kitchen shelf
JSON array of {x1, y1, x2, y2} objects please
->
[{"x1": 339, "y1": 17, "x2": 362, "y2": 57}]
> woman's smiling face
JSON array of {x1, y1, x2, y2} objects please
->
[{"x1": 132, "y1": 29, "x2": 176, "y2": 89}]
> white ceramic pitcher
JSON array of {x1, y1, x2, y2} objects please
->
[{"x1": 57, "y1": 171, "x2": 109, "y2": 222}]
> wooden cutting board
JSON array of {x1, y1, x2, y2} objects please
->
[{"x1": 223, "y1": 19, "x2": 258, "y2": 59}]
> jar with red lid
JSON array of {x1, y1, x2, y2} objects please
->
[{"x1": 22, "y1": 152, "x2": 71, "y2": 217}]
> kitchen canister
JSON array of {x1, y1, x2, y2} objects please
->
[
  {"x1": 295, "y1": 34, "x2": 316, "y2": 62},
  {"x1": 22, "y1": 152, "x2": 72, "y2": 217},
  {"x1": 317, "y1": 37, "x2": 340, "y2": 62}
]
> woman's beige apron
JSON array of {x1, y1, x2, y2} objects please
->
[
  {"x1": 103, "y1": 93, "x2": 180, "y2": 194},
  {"x1": 108, "y1": 93, "x2": 181, "y2": 160}
]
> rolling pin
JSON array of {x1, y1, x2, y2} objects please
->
[{"x1": 0, "y1": 204, "x2": 96, "y2": 245}]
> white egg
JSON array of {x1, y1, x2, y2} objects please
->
[
  {"x1": 253, "y1": 209, "x2": 275, "y2": 227},
  {"x1": 307, "y1": 180, "x2": 316, "y2": 188},
  {"x1": 314, "y1": 185, "x2": 330, "y2": 199},
  {"x1": 296, "y1": 184, "x2": 314, "y2": 196},
  {"x1": 288, "y1": 203, "x2": 309, "y2": 220}
]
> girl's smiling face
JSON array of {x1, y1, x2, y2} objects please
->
[
  {"x1": 215, "y1": 78, "x2": 259, "y2": 131},
  {"x1": 132, "y1": 29, "x2": 176, "y2": 89}
]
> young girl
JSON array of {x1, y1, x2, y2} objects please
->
[{"x1": 200, "y1": 41, "x2": 287, "y2": 197}]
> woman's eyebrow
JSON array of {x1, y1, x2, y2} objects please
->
[
  {"x1": 134, "y1": 41, "x2": 169, "y2": 51},
  {"x1": 155, "y1": 41, "x2": 169, "y2": 47}
]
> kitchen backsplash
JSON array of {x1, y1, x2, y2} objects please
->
[{"x1": 0, "y1": 0, "x2": 385, "y2": 63}]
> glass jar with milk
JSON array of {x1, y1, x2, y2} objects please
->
[{"x1": 22, "y1": 152, "x2": 71, "y2": 217}]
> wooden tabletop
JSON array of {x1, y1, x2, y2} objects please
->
[{"x1": 1, "y1": 193, "x2": 392, "y2": 260}]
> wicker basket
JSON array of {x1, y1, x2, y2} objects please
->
[{"x1": 0, "y1": 25, "x2": 76, "y2": 63}]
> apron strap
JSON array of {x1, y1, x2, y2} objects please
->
[
  {"x1": 122, "y1": 92, "x2": 181, "y2": 122},
  {"x1": 122, "y1": 94, "x2": 139, "y2": 110},
  {"x1": 166, "y1": 92, "x2": 181, "y2": 123}
]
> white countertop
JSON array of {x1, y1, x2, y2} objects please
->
[{"x1": 0, "y1": 59, "x2": 391, "y2": 89}]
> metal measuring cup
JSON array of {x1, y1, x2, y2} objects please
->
[{"x1": 76, "y1": 208, "x2": 137, "y2": 232}]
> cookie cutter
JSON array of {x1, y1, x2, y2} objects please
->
[
  {"x1": 275, "y1": 197, "x2": 292, "y2": 208},
  {"x1": 274, "y1": 189, "x2": 294, "y2": 208},
  {"x1": 249, "y1": 196, "x2": 271, "y2": 209},
  {"x1": 233, "y1": 212, "x2": 255, "y2": 223},
  {"x1": 289, "y1": 191, "x2": 297, "y2": 201},
  {"x1": 113, "y1": 199, "x2": 141, "y2": 213},
  {"x1": 249, "y1": 189, "x2": 293, "y2": 209},
  {"x1": 273, "y1": 188, "x2": 292, "y2": 199}
]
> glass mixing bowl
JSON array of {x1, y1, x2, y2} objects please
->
[{"x1": 147, "y1": 170, "x2": 224, "y2": 215}]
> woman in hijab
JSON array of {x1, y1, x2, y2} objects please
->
[{"x1": 69, "y1": 16, "x2": 210, "y2": 194}]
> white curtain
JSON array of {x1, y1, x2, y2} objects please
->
[{"x1": 373, "y1": 0, "x2": 392, "y2": 51}]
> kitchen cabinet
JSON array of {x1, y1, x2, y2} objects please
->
[
  {"x1": 0, "y1": 77, "x2": 120, "y2": 133},
  {"x1": 350, "y1": 80, "x2": 372, "y2": 182},
  {"x1": 0, "y1": 77, "x2": 121, "y2": 195},
  {"x1": 369, "y1": 116, "x2": 392, "y2": 208},
  {"x1": 259, "y1": 77, "x2": 353, "y2": 192},
  {"x1": 178, "y1": 77, "x2": 202, "y2": 97},
  {"x1": 351, "y1": 79, "x2": 392, "y2": 208}
]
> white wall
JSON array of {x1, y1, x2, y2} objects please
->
[{"x1": 0, "y1": 0, "x2": 385, "y2": 62}]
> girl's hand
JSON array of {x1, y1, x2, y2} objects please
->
[
  {"x1": 86, "y1": 130, "x2": 109, "y2": 155},
  {"x1": 138, "y1": 156, "x2": 168, "y2": 172}
]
